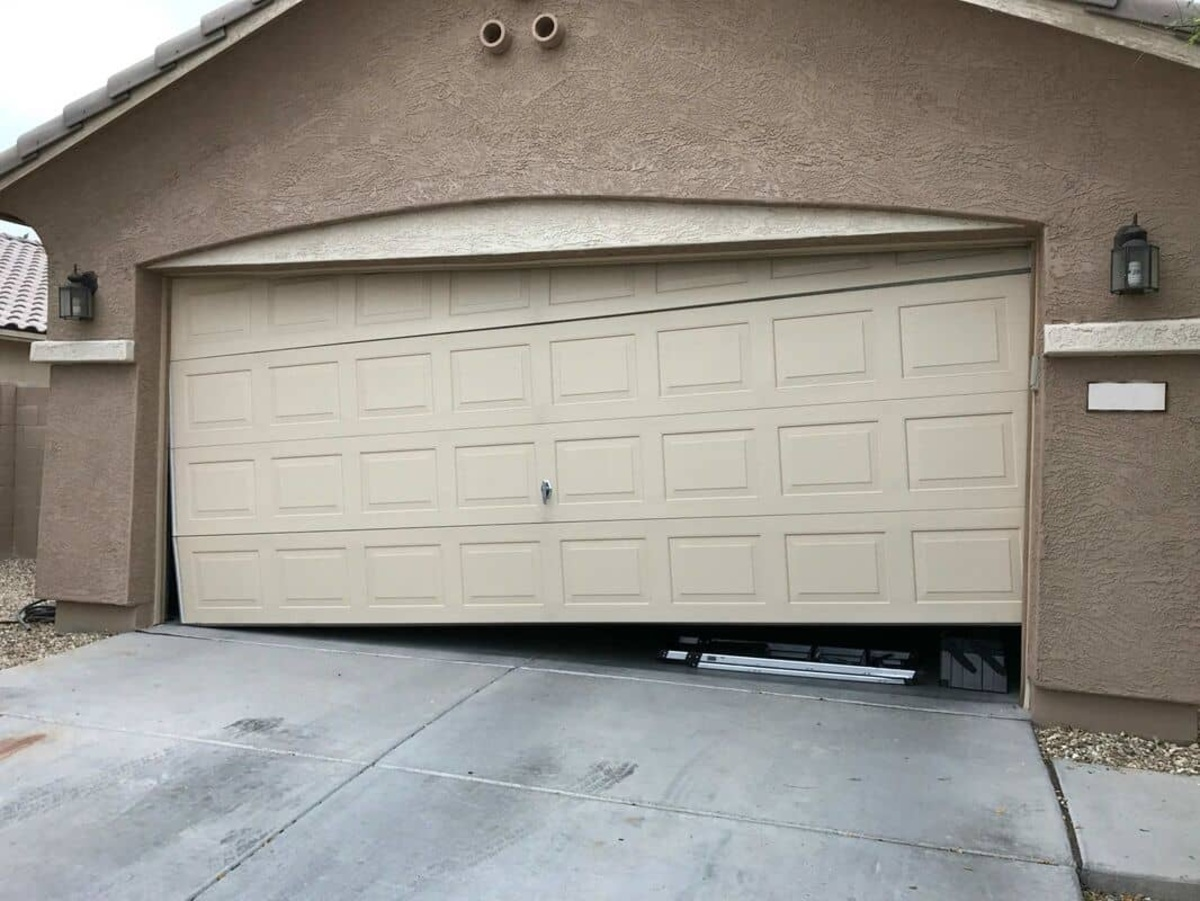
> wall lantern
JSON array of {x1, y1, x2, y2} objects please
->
[
  {"x1": 58, "y1": 267, "x2": 97, "y2": 321},
  {"x1": 1110, "y1": 214, "x2": 1159, "y2": 296}
]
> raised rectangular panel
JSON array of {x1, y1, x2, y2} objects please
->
[
  {"x1": 365, "y1": 545, "x2": 443, "y2": 607},
  {"x1": 270, "y1": 362, "x2": 340, "y2": 423},
  {"x1": 771, "y1": 255, "x2": 871, "y2": 279},
  {"x1": 357, "y1": 354, "x2": 433, "y2": 418},
  {"x1": 180, "y1": 281, "x2": 252, "y2": 341},
  {"x1": 900, "y1": 298, "x2": 1006, "y2": 377},
  {"x1": 549, "y1": 266, "x2": 636, "y2": 304},
  {"x1": 278, "y1": 548, "x2": 350, "y2": 608},
  {"x1": 774, "y1": 312, "x2": 871, "y2": 387},
  {"x1": 188, "y1": 460, "x2": 256, "y2": 519},
  {"x1": 450, "y1": 270, "x2": 531, "y2": 315},
  {"x1": 670, "y1": 536, "x2": 759, "y2": 604},
  {"x1": 562, "y1": 539, "x2": 648, "y2": 605},
  {"x1": 786, "y1": 533, "x2": 886, "y2": 604},
  {"x1": 656, "y1": 260, "x2": 747, "y2": 293},
  {"x1": 556, "y1": 437, "x2": 641, "y2": 504},
  {"x1": 451, "y1": 345, "x2": 532, "y2": 411},
  {"x1": 664, "y1": 430, "x2": 754, "y2": 499},
  {"x1": 914, "y1": 529, "x2": 1021, "y2": 602},
  {"x1": 272, "y1": 455, "x2": 344, "y2": 515},
  {"x1": 906, "y1": 414, "x2": 1014, "y2": 490},
  {"x1": 461, "y1": 542, "x2": 542, "y2": 606},
  {"x1": 355, "y1": 273, "x2": 432, "y2": 324},
  {"x1": 361, "y1": 450, "x2": 438, "y2": 512},
  {"x1": 658, "y1": 323, "x2": 750, "y2": 396},
  {"x1": 780, "y1": 422, "x2": 878, "y2": 495},
  {"x1": 551, "y1": 335, "x2": 636, "y2": 404},
  {"x1": 456, "y1": 443, "x2": 536, "y2": 508},
  {"x1": 186, "y1": 370, "x2": 252, "y2": 430},
  {"x1": 267, "y1": 277, "x2": 339, "y2": 330},
  {"x1": 192, "y1": 551, "x2": 262, "y2": 608}
]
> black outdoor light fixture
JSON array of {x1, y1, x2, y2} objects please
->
[
  {"x1": 1110, "y1": 214, "x2": 1160, "y2": 296},
  {"x1": 58, "y1": 266, "x2": 97, "y2": 321}
]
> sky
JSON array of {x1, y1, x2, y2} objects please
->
[{"x1": 1, "y1": 0, "x2": 218, "y2": 238}]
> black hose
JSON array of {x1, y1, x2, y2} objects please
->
[{"x1": 15, "y1": 600, "x2": 55, "y2": 627}]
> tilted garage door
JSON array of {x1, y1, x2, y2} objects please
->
[{"x1": 169, "y1": 248, "x2": 1032, "y2": 626}]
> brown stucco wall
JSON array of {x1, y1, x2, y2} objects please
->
[
  {"x1": 0, "y1": 0, "x2": 1197, "y2": 720},
  {"x1": 1038, "y1": 356, "x2": 1200, "y2": 703}
]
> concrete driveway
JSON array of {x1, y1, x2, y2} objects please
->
[{"x1": 0, "y1": 626, "x2": 1078, "y2": 899}]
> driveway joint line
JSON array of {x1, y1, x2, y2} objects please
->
[
  {"x1": 368, "y1": 658, "x2": 533, "y2": 758},
  {"x1": 188, "y1": 659, "x2": 529, "y2": 900},
  {"x1": 379, "y1": 763, "x2": 1071, "y2": 869},
  {"x1": 1041, "y1": 754, "x2": 1085, "y2": 880},
  {"x1": 187, "y1": 764, "x2": 370, "y2": 901},
  {"x1": 518, "y1": 664, "x2": 1028, "y2": 721}
]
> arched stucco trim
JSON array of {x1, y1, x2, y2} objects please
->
[{"x1": 151, "y1": 198, "x2": 1027, "y2": 273}]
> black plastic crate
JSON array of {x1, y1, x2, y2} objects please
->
[{"x1": 939, "y1": 635, "x2": 1008, "y2": 693}]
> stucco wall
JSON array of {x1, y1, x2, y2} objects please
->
[{"x1": 0, "y1": 0, "x2": 1197, "y2": 708}]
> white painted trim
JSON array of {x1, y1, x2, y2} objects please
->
[
  {"x1": 1044, "y1": 319, "x2": 1200, "y2": 357},
  {"x1": 153, "y1": 200, "x2": 1016, "y2": 270},
  {"x1": 956, "y1": 0, "x2": 1200, "y2": 72},
  {"x1": 0, "y1": 330, "x2": 46, "y2": 344},
  {"x1": 31, "y1": 340, "x2": 136, "y2": 364}
]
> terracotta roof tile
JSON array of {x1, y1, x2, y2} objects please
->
[{"x1": 0, "y1": 234, "x2": 48, "y2": 334}]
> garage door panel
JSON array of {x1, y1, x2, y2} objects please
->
[
  {"x1": 173, "y1": 394, "x2": 1026, "y2": 537},
  {"x1": 355, "y1": 272, "x2": 435, "y2": 325},
  {"x1": 171, "y1": 275, "x2": 1030, "y2": 451},
  {"x1": 171, "y1": 249, "x2": 1030, "y2": 361},
  {"x1": 176, "y1": 509, "x2": 1023, "y2": 626},
  {"x1": 172, "y1": 256, "x2": 1030, "y2": 628}
]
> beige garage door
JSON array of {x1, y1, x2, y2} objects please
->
[{"x1": 169, "y1": 248, "x2": 1032, "y2": 626}]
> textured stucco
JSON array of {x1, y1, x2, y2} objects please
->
[
  {"x1": 1037, "y1": 355, "x2": 1200, "y2": 705},
  {"x1": 0, "y1": 0, "x2": 1197, "y2": 713}
]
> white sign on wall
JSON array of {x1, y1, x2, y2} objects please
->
[{"x1": 1086, "y1": 382, "x2": 1167, "y2": 412}]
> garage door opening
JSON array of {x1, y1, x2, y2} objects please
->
[{"x1": 166, "y1": 247, "x2": 1033, "y2": 630}]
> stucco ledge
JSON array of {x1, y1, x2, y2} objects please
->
[
  {"x1": 1044, "y1": 318, "x2": 1200, "y2": 357},
  {"x1": 30, "y1": 340, "x2": 136, "y2": 365}
]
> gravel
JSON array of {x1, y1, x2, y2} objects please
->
[
  {"x1": 1037, "y1": 725, "x2": 1200, "y2": 777},
  {"x1": 1083, "y1": 893, "x2": 1153, "y2": 901},
  {"x1": 0, "y1": 558, "x2": 107, "y2": 670}
]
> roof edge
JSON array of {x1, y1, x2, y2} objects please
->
[
  {"x1": 0, "y1": 0, "x2": 307, "y2": 193},
  {"x1": 956, "y1": 0, "x2": 1200, "y2": 70}
]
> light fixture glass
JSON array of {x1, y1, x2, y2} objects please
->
[
  {"x1": 1110, "y1": 215, "x2": 1160, "y2": 296},
  {"x1": 58, "y1": 268, "x2": 97, "y2": 321}
]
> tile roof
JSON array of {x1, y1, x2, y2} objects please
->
[
  {"x1": 0, "y1": 0, "x2": 1195, "y2": 187},
  {"x1": 0, "y1": 234, "x2": 48, "y2": 335}
]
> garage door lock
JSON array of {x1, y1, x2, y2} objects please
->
[{"x1": 540, "y1": 479, "x2": 553, "y2": 504}]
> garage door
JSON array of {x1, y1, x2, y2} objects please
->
[{"x1": 169, "y1": 248, "x2": 1031, "y2": 625}]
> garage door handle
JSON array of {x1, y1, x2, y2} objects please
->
[{"x1": 541, "y1": 479, "x2": 553, "y2": 504}]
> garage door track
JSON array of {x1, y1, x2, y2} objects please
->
[{"x1": 0, "y1": 627, "x2": 1078, "y2": 899}]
